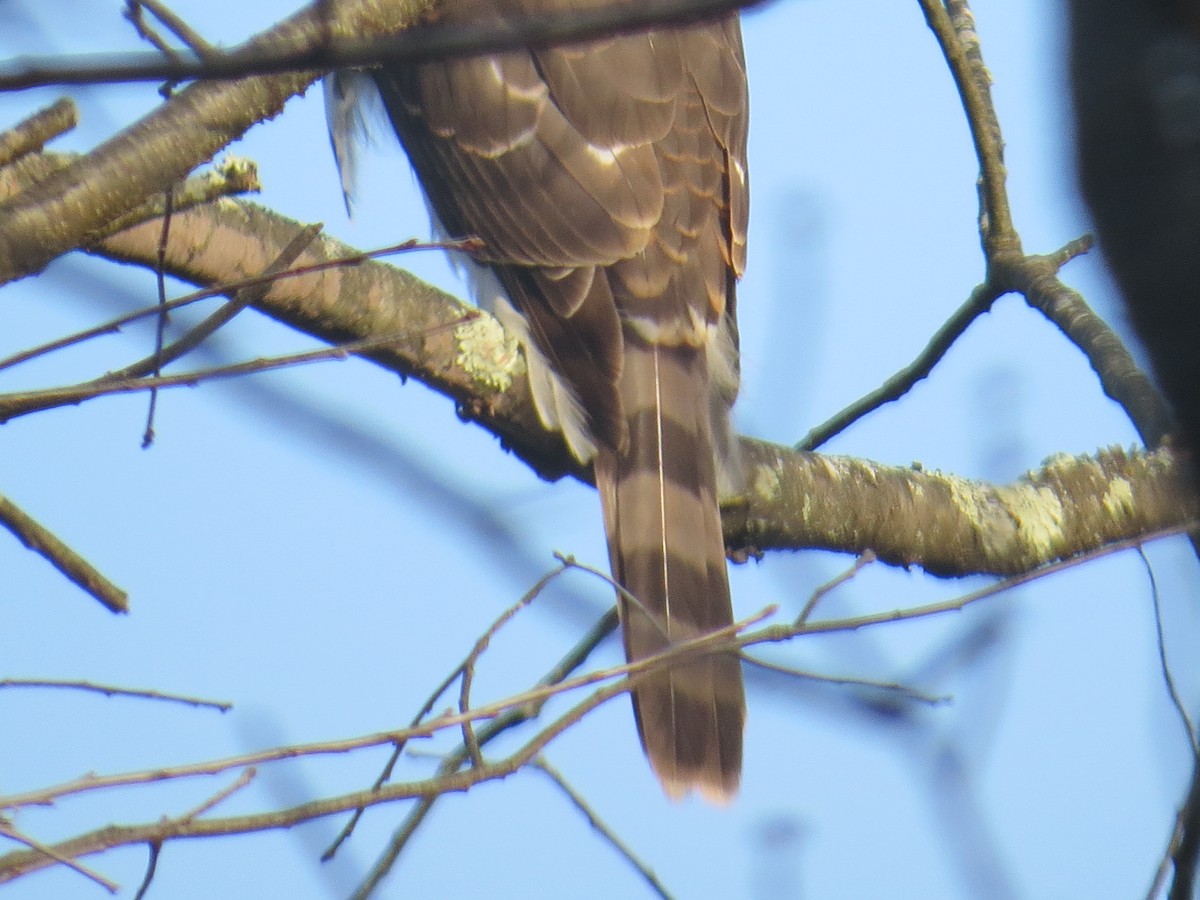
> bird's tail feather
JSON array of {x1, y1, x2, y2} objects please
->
[{"x1": 594, "y1": 335, "x2": 745, "y2": 802}]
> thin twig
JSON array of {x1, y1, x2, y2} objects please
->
[
  {"x1": 532, "y1": 757, "x2": 674, "y2": 899},
  {"x1": 129, "y1": 6, "x2": 192, "y2": 446},
  {"x1": 6, "y1": 524, "x2": 1187, "y2": 819},
  {"x1": 347, "y1": 610, "x2": 620, "y2": 890},
  {"x1": 1136, "y1": 544, "x2": 1200, "y2": 900},
  {"x1": 320, "y1": 636, "x2": 482, "y2": 861},
  {"x1": 0, "y1": 237, "x2": 477, "y2": 374},
  {"x1": 1168, "y1": 756, "x2": 1200, "y2": 900},
  {"x1": 322, "y1": 569, "x2": 604, "y2": 861},
  {"x1": 921, "y1": 0, "x2": 1014, "y2": 247},
  {"x1": 1137, "y1": 548, "x2": 1198, "y2": 753},
  {"x1": 459, "y1": 563, "x2": 570, "y2": 770},
  {"x1": 130, "y1": 844, "x2": 159, "y2": 900},
  {"x1": 125, "y1": 0, "x2": 181, "y2": 61},
  {"x1": 1, "y1": 606, "x2": 763, "y2": 814},
  {"x1": 796, "y1": 550, "x2": 876, "y2": 624},
  {"x1": 0, "y1": 319, "x2": 476, "y2": 424},
  {"x1": 178, "y1": 769, "x2": 257, "y2": 821},
  {"x1": 131, "y1": 841, "x2": 160, "y2": 900},
  {"x1": 919, "y1": 0, "x2": 1172, "y2": 447},
  {"x1": 0, "y1": 521, "x2": 1186, "y2": 887},
  {"x1": 0, "y1": 679, "x2": 230, "y2": 711},
  {"x1": 741, "y1": 656, "x2": 949, "y2": 706},
  {"x1": 1, "y1": 611, "x2": 739, "y2": 886},
  {"x1": 0, "y1": 493, "x2": 128, "y2": 613},
  {"x1": 353, "y1": 606, "x2": 716, "y2": 900},
  {"x1": 555, "y1": 553, "x2": 670, "y2": 641},
  {"x1": 142, "y1": 161, "x2": 176, "y2": 447},
  {"x1": 796, "y1": 281, "x2": 1002, "y2": 450},
  {"x1": 127, "y1": 0, "x2": 218, "y2": 58},
  {"x1": 797, "y1": 524, "x2": 1194, "y2": 637},
  {"x1": 107, "y1": 224, "x2": 323, "y2": 384}
]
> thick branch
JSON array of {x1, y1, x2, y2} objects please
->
[
  {"x1": 47, "y1": 198, "x2": 1199, "y2": 578},
  {"x1": 733, "y1": 441, "x2": 1190, "y2": 577},
  {"x1": 92, "y1": 199, "x2": 576, "y2": 480}
]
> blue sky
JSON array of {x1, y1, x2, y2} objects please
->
[{"x1": 1, "y1": 1, "x2": 1194, "y2": 898}]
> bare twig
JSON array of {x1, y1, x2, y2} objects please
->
[
  {"x1": 323, "y1": 586, "x2": 613, "y2": 861},
  {"x1": 125, "y1": 0, "x2": 185, "y2": 60},
  {"x1": 0, "y1": 493, "x2": 128, "y2": 613},
  {"x1": 795, "y1": 253, "x2": 1003, "y2": 451},
  {"x1": 921, "y1": 0, "x2": 1013, "y2": 248},
  {"x1": 352, "y1": 607, "x2": 742, "y2": 899},
  {"x1": 1138, "y1": 549, "x2": 1198, "y2": 753},
  {"x1": 4, "y1": 523, "x2": 1185, "y2": 819},
  {"x1": 131, "y1": 842, "x2": 161, "y2": 900},
  {"x1": 108, "y1": 223, "x2": 323, "y2": 384},
  {"x1": 179, "y1": 769, "x2": 257, "y2": 821},
  {"x1": 142, "y1": 160, "x2": 176, "y2": 446},
  {"x1": 319, "y1": 603, "x2": 507, "y2": 860},
  {"x1": 0, "y1": 679, "x2": 231, "y2": 711},
  {"x1": 917, "y1": 0, "x2": 1172, "y2": 447},
  {"x1": 125, "y1": 0, "x2": 218, "y2": 59},
  {"x1": 1021, "y1": 251, "x2": 1174, "y2": 448},
  {"x1": 459, "y1": 563, "x2": 571, "y2": 770},
  {"x1": 1136, "y1": 546, "x2": 1200, "y2": 900},
  {"x1": 0, "y1": 320, "x2": 475, "y2": 424},
  {"x1": 1168, "y1": 757, "x2": 1200, "y2": 900},
  {"x1": 795, "y1": 524, "x2": 1194, "y2": 637},
  {"x1": 532, "y1": 757, "x2": 674, "y2": 899},
  {"x1": 794, "y1": 234, "x2": 1107, "y2": 451},
  {"x1": 0, "y1": 236, "x2": 477, "y2": 375},
  {"x1": 555, "y1": 553, "x2": 670, "y2": 641},
  {"x1": 740, "y1": 656, "x2": 948, "y2": 706},
  {"x1": 0, "y1": 608, "x2": 762, "y2": 816},
  {"x1": 796, "y1": 550, "x2": 876, "y2": 624}
]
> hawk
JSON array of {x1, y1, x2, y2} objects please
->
[{"x1": 331, "y1": 0, "x2": 750, "y2": 801}]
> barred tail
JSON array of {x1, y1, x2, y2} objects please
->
[{"x1": 594, "y1": 335, "x2": 745, "y2": 802}]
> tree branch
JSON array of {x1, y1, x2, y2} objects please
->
[
  {"x1": 0, "y1": 493, "x2": 128, "y2": 613},
  {"x1": 1, "y1": 0, "x2": 768, "y2": 90},
  {"x1": 0, "y1": 0, "x2": 433, "y2": 284},
  {"x1": 0, "y1": 526, "x2": 1179, "y2": 886},
  {"x1": 69, "y1": 197, "x2": 1198, "y2": 578},
  {"x1": 0, "y1": 98, "x2": 77, "y2": 168},
  {"x1": 915, "y1": 0, "x2": 1175, "y2": 449}
]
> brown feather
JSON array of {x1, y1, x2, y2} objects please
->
[
  {"x1": 372, "y1": 5, "x2": 749, "y2": 802},
  {"x1": 594, "y1": 336, "x2": 743, "y2": 800}
]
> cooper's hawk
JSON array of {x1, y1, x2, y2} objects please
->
[{"x1": 332, "y1": 0, "x2": 749, "y2": 801}]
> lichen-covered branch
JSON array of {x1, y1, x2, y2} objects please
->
[
  {"x1": 732, "y1": 441, "x2": 1191, "y2": 577},
  {"x1": 59, "y1": 196, "x2": 1199, "y2": 579}
]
